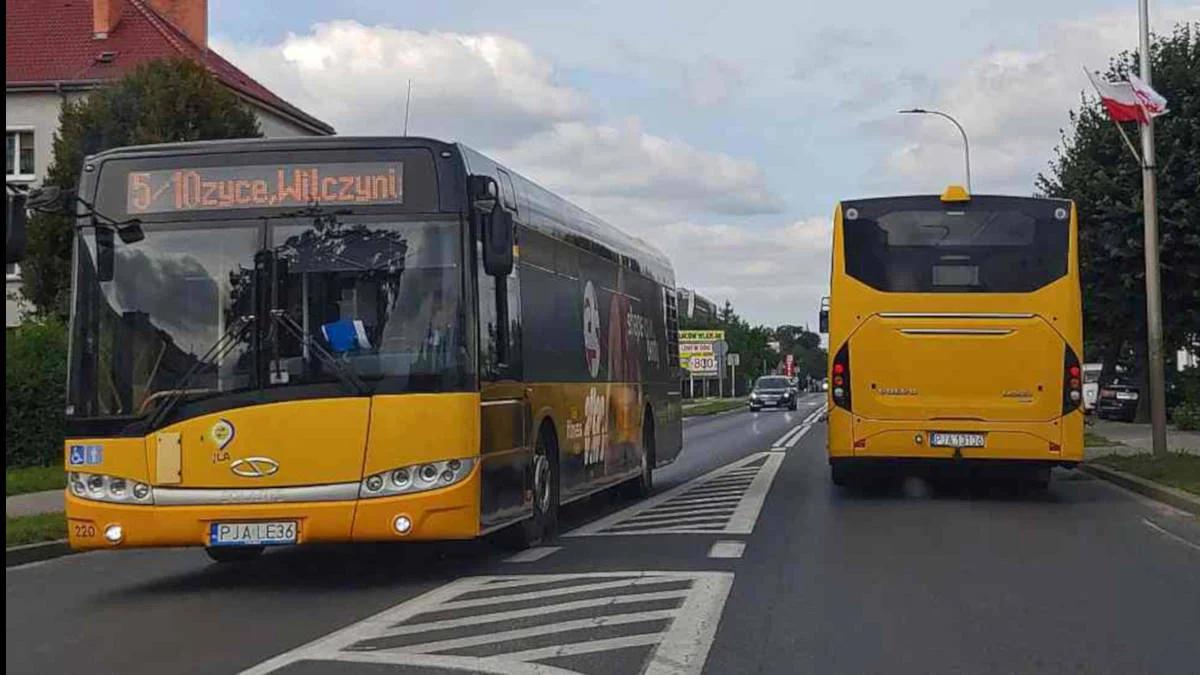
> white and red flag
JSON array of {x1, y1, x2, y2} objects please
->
[{"x1": 1086, "y1": 70, "x2": 1169, "y2": 124}]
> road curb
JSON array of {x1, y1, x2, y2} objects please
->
[
  {"x1": 5, "y1": 539, "x2": 74, "y2": 567},
  {"x1": 1079, "y1": 463, "x2": 1199, "y2": 515},
  {"x1": 683, "y1": 404, "x2": 746, "y2": 420}
]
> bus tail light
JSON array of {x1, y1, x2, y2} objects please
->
[
  {"x1": 1062, "y1": 346, "x2": 1083, "y2": 414},
  {"x1": 831, "y1": 343, "x2": 852, "y2": 412}
]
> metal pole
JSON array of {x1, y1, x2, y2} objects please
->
[
  {"x1": 899, "y1": 109, "x2": 971, "y2": 193},
  {"x1": 403, "y1": 79, "x2": 413, "y2": 136},
  {"x1": 1138, "y1": 0, "x2": 1169, "y2": 456}
]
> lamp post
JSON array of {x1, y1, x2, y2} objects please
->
[{"x1": 899, "y1": 108, "x2": 972, "y2": 193}]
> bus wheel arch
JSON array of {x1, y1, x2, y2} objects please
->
[
  {"x1": 624, "y1": 405, "x2": 655, "y2": 499},
  {"x1": 502, "y1": 417, "x2": 560, "y2": 550}
]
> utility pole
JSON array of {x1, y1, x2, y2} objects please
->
[{"x1": 1138, "y1": 0, "x2": 1168, "y2": 456}]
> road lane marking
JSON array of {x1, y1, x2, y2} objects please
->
[
  {"x1": 784, "y1": 425, "x2": 813, "y2": 448},
  {"x1": 772, "y1": 424, "x2": 805, "y2": 448},
  {"x1": 567, "y1": 453, "x2": 783, "y2": 536},
  {"x1": 505, "y1": 546, "x2": 563, "y2": 563},
  {"x1": 241, "y1": 571, "x2": 734, "y2": 675},
  {"x1": 707, "y1": 541, "x2": 746, "y2": 559},
  {"x1": 1140, "y1": 518, "x2": 1200, "y2": 553}
]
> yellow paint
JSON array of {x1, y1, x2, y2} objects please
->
[
  {"x1": 941, "y1": 184, "x2": 971, "y2": 202},
  {"x1": 363, "y1": 393, "x2": 481, "y2": 475},
  {"x1": 827, "y1": 200, "x2": 1084, "y2": 464}
]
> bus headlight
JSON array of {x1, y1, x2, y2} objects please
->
[
  {"x1": 360, "y1": 458, "x2": 476, "y2": 499},
  {"x1": 69, "y1": 473, "x2": 154, "y2": 505}
]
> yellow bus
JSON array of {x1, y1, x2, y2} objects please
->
[
  {"x1": 60, "y1": 137, "x2": 682, "y2": 561},
  {"x1": 819, "y1": 186, "x2": 1083, "y2": 488}
]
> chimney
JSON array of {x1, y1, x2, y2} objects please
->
[
  {"x1": 92, "y1": 0, "x2": 126, "y2": 39},
  {"x1": 146, "y1": 0, "x2": 208, "y2": 48}
]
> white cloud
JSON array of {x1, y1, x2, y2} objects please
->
[{"x1": 868, "y1": 7, "x2": 1200, "y2": 194}]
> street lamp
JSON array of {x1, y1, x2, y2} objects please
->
[{"x1": 899, "y1": 108, "x2": 972, "y2": 193}]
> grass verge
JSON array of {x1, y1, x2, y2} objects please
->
[
  {"x1": 682, "y1": 398, "x2": 747, "y2": 417},
  {"x1": 1090, "y1": 451, "x2": 1200, "y2": 495},
  {"x1": 6, "y1": 512, "x2": 67, "y2": 547},
  {"x1": 1084, "y1": 430, "x2": 1122, "y2": 447},
  {"x1": 6, "y1": 465, "x2": 66, "y2": 496}
]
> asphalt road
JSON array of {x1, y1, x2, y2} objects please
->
[{"x1": 7, "y1": 393, "x2": 1200, "y2": 674}]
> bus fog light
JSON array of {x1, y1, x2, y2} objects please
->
[
  {"x1": 393, "y1": 515, "x2": 412, "y2": 535},
  {"x1": 104, "y1": 525, "x2": 124, "y2": 543}
]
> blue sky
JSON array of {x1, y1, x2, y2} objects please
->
[{"x1": 212, "y1": 1, "x2": 1199, "y2": 326}]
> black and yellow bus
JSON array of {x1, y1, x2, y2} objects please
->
[
  {"x1": 61, "y1": 136, "x2": 682, "y2": 560},
  {"x1": 820, "y1": 186, "x2": 1084, "y2": 487}
]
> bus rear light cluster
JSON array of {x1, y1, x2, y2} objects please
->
[
  {"x1": 831, "y1": 343, "x2": 852, "y2": 411},
  {"x1": 1062, "y1": 347, "x2": 1083, "y2": 414}
]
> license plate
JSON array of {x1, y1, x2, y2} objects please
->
[
  {"x1": 1116, "y1": 392, "x2": 1138, "y2": 400},
  {"x1": 209, "y1": 521, "x2": 297, "y2": 547},
  {"x1": 930, "y1": 432, "x2": 986, "y2": 448}
]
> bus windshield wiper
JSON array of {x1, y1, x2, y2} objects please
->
[
  {"x1": 268, "y1": 309, "x2": 368, "y2": 395},
  {"x1": 147, "y1": 315, "x2": 255, "y2": 429}
]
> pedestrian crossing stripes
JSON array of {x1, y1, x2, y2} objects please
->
[
  {"x1": 241, "y1": 571, "x2": 734, "y2": 675},
  {"x1": 566, "y1": 452, "x2": 784, "y2": 536}
]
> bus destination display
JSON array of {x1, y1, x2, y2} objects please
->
[{"x1": 126, "y1": 162, "x2": 402, "y2": 213}]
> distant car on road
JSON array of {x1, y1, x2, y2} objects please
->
[
  {"x1": 1082, "y1": 363, "x2": 1102, "y2": 413},
  {"x1": 749, "y1": 376, "x2": 798, "y2": 412},
  {"x1": 1096, "y1": 378, "x2": 1139, "y2": 422}
]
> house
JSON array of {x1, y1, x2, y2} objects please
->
[{"x1": 6, "y1": 0, "x2": 334, "y2": 326}]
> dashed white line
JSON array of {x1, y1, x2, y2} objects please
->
[
  {"x1": 504, "y1": 546, "x2": 562, "y2": 563},
  {"x1": 707, "y1": 541, "x2": 746, "y2": 559}
]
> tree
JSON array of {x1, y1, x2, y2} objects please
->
[
  {"x1": 773, "y1": 324, "x2": 827, "y2": 382},
  {"x1": 1036, "y1": 23, "x2": 1199, "y2": 420},
  {"x1": 22, "y1": 58, "x2": 263, "y2": 317},
  {"x1": 680, "y1": 298, "x2": 774, "y2": 394}
]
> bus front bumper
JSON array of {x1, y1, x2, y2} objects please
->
[{"x1": 65, "y1": 471, "x2": 481, "y2": 551}]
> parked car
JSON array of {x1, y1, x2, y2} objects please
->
[
  {"x1": 1082, "y1": 363, "x2": 1102, "y2": 413},
  {"x1": 1096, "y1": 379, "x2": 1140, "y2": 422},
  {"x1": 749, "y1": 376, "x2": 797, "y2": 412}
]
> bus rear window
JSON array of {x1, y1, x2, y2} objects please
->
[{"x1": 842, "y1": 201, "x2": 1069, "y2": 293}]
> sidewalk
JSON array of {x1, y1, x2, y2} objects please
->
[
  {"x1": 1085, "y1": 417, "x2": 1200, "y2": 459},
  {"x1": 6, "y1": 489, "x2": 64, "y2": 517}
]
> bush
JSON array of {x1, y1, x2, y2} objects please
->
[
  {"x1": 5, "y1": 317, "x2": 68, "y2": 467},
  {"x1": 1172, "y1": 367, "x2": 1200, "y2": 430},
  {"x1": 1173, "y1": 402, "x2": 1200, "y2": 431}
]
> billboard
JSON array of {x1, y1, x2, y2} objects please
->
[{"x1": 679, "y1": 330, "x2": 725, "y2": 376}]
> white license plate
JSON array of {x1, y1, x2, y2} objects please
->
[
  {"x1": 1116, "y1": 392, "x2": 1138, "y2": 400},
  {"x1": 930, "y1": 432, "x2": 986, "y2": 448},
  {"x1": 209, "y1": 521, "x2": 297, "y2": 547}
]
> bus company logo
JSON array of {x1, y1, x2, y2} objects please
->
[
  {"x1": 582, "y1": 281, "x2": 601, "y2": 378},
  {"x1": 230, "y1": 457, "x2": 280, "y2": 478},
  {"x1": 211, "y1": 419, "x2": 235, "y2": 450},
  {"x1": 1002, "y1": 390, "x2": 1034, "y2": 399}
]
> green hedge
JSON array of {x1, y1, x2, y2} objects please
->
[
  {"x1": 1172, "y1": 367, "x2": 1200, "y2": 431},
  {"x1": 5, "y1": 318, "x2": 68, "y2": 468}
]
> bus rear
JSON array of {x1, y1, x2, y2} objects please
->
[{"x1": 823, "y1": 187, "x2": 1083, "y2": 485}]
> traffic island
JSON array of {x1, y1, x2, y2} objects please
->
[
  {"x1": 6, "y1": 512, "x2": 74, "y2": 567},
  {"x1": 682, "y1": 398, "x2": 747, "y2": 418}
]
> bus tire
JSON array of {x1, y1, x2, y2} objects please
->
[
  {"x1": 830, "y1": 462, "x2": 851, "y2": 487},
  {"x1": 504, "y1": 423, "x2": 560, "y2": 550},
  {"x1": 205, "y1": 546, "x2": 264, "y2": 563},
  {"x1": 624, "y1": 410, "x2": 655, "y2": 499}
]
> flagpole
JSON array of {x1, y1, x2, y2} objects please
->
[
  {"x1": 1083, "y1": 68, "x2": 1143, "y2": 166},
  {"x1": 1138, "y1": 0, "x2": 1169, "y2": 456}
]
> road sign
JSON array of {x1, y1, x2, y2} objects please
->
[
  {"x1": 679, "y1": 331, "x2": 724, "y2": 376},
  {"x1": 680, "y1": 330, "x2": 725, "y2": 342},
  {"x1": 727, "y1": 353, "x2": 740, "y2": 367}
]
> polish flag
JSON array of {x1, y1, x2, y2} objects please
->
[{"x1": 1087, "y1": 71, "x2": 1169, "y2": 124}]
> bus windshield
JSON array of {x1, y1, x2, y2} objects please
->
[
  {"x1": 842, "y1": 196, "x2": 1069, "y2": 293},
  {"x1": 67, "y1": 214, "x2": 470, "y2": 421}
]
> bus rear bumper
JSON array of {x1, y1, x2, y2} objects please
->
[
  {"x1": 65, "y1": 472, "x2": 482, "y2": 551},
  {"x1": 827, "y1": 409, "x2": 1084, "y2": 466}
]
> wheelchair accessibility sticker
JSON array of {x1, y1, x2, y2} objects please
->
[{"x1": 68, "y1": 444, "x2": 103, "y2": 466}]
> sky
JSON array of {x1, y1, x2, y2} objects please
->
[{"x1": 211, "y1": 0, "x2": 1199, "y2": 328}]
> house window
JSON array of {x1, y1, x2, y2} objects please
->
[{"x1": 6, "y1": 129, "x2": 36, "y2": 180}]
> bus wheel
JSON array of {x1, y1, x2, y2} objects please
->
[
  {"x1": 624, "y1": 412, "x2": 655, "y2": 499},
  {"x1": 505, "y1": 425, "x2": 559, "y2": 550},
  {"x1": 830, "y1": 462, "x2": 851, "y2": 487},
  {"x1": 205, "y1": 546, "x2": 264, "y2": 563}
]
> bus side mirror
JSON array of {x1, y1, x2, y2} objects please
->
[
  {"x1": 469, "y1": 175, "x2": 499, "y2": 214},
  {"x1": 482, "y1": 204, "x2": 514, "y2": 277},
  {"x1": 6, "y1": 192, "x2": 28, "y2": 264},
  {"x1": 818, "y1": 296, "x2": 830, "y2": 334}
]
